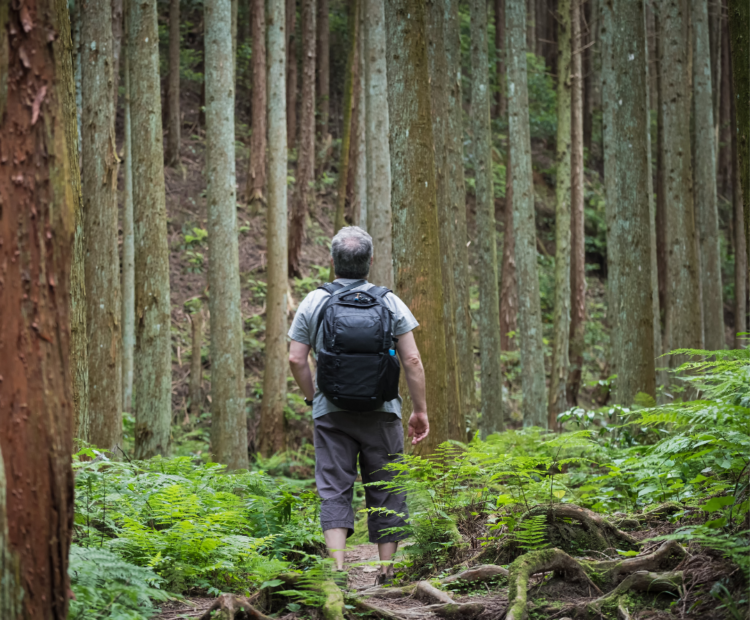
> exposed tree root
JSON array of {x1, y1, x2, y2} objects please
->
[
  {"x1": 414, "y1": 581, "x2": 454, "y2": 604},
  {"x1": 441, "y1": 564, "x2": 509, "y2": 585},
  {"x1": 582, "y1": 570, "x2": 683, "y2": 617},
  {"x1": 350, "y1": 598, "x2": 407, "y2": 620},
  {"x1": 361, "y1": 580, "x2": 454, "y2": 604},
  {"x1": 196, "y1": 594, "x2": 273, "y2": 620},
  {"x1": 427, "y1": 602, "x2": 485, "y2": 619},
  {"x1": 584, "y1": 540, "x2": 686, "y2": 582},
  {"x1": 521, "y1": 504, "x2": 640, "y2": 554},
  {"x1": 505, "y1": 548, "x2": 603, "y2": 620}
]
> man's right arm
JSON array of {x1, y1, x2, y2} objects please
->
[{"x1": 396, "y1": 331, "x2": 429, "y2": 444}]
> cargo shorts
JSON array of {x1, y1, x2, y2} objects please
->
[{"x1": 314, "y1": 411, "x2": 409, "y2": 544}]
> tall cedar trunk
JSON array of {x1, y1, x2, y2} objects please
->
[
  {"x1": 644, "y1": 8, "x2": 664, "y2": 389},
  {"x1": 709, "y1": 0, "x2": 722, "y2": 133},
  {"x1": 189, "y1": 309, "x2": 205, "y2": 417},
  {"x1": 384, "y1": 0, "x2": 452, "y2": 452},
  {"x1": 122, "y1": 19, "x2": 135, "y2": 413},
  {"x1": 289, "y1": 0, "x2": 316, "y2": 277},
  {"x1": 728, "y1": 0, "x2": 750, "y2": 270},
  {"x1": 330, "y1": 0, "x2": 358, "y2": 247},
  {"x1": 232, "y1": 0, "x2": 238, "y2": 82},
  {"x1": 500, "y1": 150, "x2": 519, "y2": 352},
  {"x1": 526, "y1": 0, "x2": 536, "y2": 56},
  {"x1": 354, "y1": 15, "x2": 367, "y2": 228},
  {"x1": 506, "y1": 0, "x2": 547, "y2": 426},
  {"x1": 549, "y1": 0, "x2": 571, "y2": 427},
  {"x1": 166, "y1": 0, "x2": 181, "y2": 165},
  {"x1": 82, "y1": 0, "x2": 123, "y2": 450},
  {"x1": 128, "y1": 0, "x2": 173, "y2": 458},
  {"x1": 246, "y1": 0, "x2": 267, "y2": 208},
  {"x1": 316, "y1": 0, "x2": 330, "y2": 138},
  {"x1": 718, "y1": 11, "x2": 733, "y2": 200},
  {"x1": 259, "y1": 0, "x2": 289, "y2": 457},
  {"x1": 112, "y1": 0, "x2": 123, "y2": 105},
  {"x1": 602, "y1": 0, "x2": 655, "y2": 404},
  {"x1": 730, "y1": 56, "x2": 747, "y2": 345},
  {"x1": 470, "y1": 0, "x2": 504, "y2": 436},
  {"x1": 365, "y1": 0, "x2": 393, "y2": 288},
  {"x1": 444, "y1": 0, "x2": 475, "y2": 418},
  {"x1": 286, "y1": 0, "x2": 297, "y2": 148},
  {"x1": 70, "y1": 15, "x2": 90, "y2": 439},
  {"x1": 0, "y1": 0, "x2": 77, "y2": 614},
  {"x1": 494, "y1": 0, "x2": 506, "y2": 118},
  {"x1": 582, "y1": 0, "x2": 593, "y2": 152},
  {"x1": 567, "y1": 0, "x2": 585, "y2": 406},
  {"x1": 692, "y1": 0, "x2": 725, "y2": 350},
  {"x1": 655, "y1": 10, "x2": 667, "y2": 343},
  {"x1": 661, "y1": 0, "x2": 703, "y2": 361},
  {"x1": 205, "y1": 0, "x2": 249, "y2": 469},
  {"x1": 427, "y1": 0, "x2": 466, "y2": 440}
]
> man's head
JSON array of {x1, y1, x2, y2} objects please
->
[{"x1": 331, "y1": 226, "x2": 373, "y2": 279}]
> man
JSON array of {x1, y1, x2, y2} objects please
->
[{"x1": 288, "y1": 226, "x2": 429, "y2": 585}]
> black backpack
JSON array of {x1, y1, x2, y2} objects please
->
[{"x1": 313, "y1": 281, "x2": 401, "y2": 412}]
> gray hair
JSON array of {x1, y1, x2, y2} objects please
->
[{"x1": 331, "y1": 226, "x2": 373, "y2": 279}]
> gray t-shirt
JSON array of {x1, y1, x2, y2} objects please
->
[{"x1": 288, "y1": 278, "x2": 419, "y2": 418}]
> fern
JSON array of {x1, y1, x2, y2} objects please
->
[{"x1": 513, "y1": 514, "x2": 548, "y2": 551}]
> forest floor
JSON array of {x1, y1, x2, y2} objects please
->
[{"x1": 151, "y1": 522, "x2": 741, "y2": 620}]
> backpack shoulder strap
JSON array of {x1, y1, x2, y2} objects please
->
[
  {"x1": 318, "y1": 282, "x2": 343, "y2": 295},
  {"x1": 368, "y1": 286, "x2": 392, "y2": 298}
]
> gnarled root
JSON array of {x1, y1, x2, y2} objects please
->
[
  {"x1": 521, "y1": 504, "x2": 639, "y2": 554},
  {"x1": 583, "y1": 570, "x2": 683, "y2": 617},
  {"x1": 441, "y1": 564, "x2": 509, "y2": 585},
  {"x1": 414, "y1": 581, "x2": 453, "y2": 604},
  {"x1": 505, "y1": 548, "x2": 603, "y2": 620},
  {"x1": 361, "y1": 580, "x2": 453, "y2": 604},
  {"x1": 350, "y1": 598, "x2": 407, "y2": 620},
  {"x1": 429, "y1": 602, "x2": 485, "y2": 619},
  {"x1": 196, "y1": 593, "x2": 272, "y2": 620},
  {"x1": 585, "y1": 540, "x2": 686, "y2": 582}
]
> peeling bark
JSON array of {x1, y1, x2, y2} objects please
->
[
  {"x1": 166, "y1": 0, "x2": 181, "y2": 166},
  {"x1": 0, "y1": 0, "x2": 77, "y2": 615},
  {"x1": 246, "y1": 0, "x2": 267, "y2": 209}
]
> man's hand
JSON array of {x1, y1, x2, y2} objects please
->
[{"x1": 407, "y1": 411, "x2": 429, "y2": 445}]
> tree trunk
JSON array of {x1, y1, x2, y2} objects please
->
[
  {"x1": 494, "y1": 0, "x2": 506, "y2": 118},
  {"x1": 354, "y1": 15, "x2": 367, "y2": 228},
  {"x1": 112, "y1": 0, "x2": 123, "y2": 107},
  {"x1": 82, "y1": 0, "x2": 123, "y2": 451},
  {"x1": 246, "y1": 0, "x2": 267, "y2": 209},
  {"x1": 506, "y1": 0, "x2": 547, "y2": 426},
  {"x1": 718, "y1": 10, "x2": 733, "y2": 200},
  {"x1": 205, "y1": 0, "x2": 249, "y2": 470},
  {"x1": 259, "y1": 0, "x2": 289, "y2": 457},
  {"x1": 316, "y1": 0, "x2": 330, "y2": 139},
  {"x1": 330, "y1": 0, "x2": 359, "y2": 249},
  {"x1": 582, "y1": 0, "x2": 594, "y2": 153},
  {"x1": 286, "y1": 0, "x2": 297, "y2": 148},
  {"x1": 655, "y1": 10, "x2": 667, "y2": 347},
  {"x1": 0, "y1": 0, "x2": 77, "y2": 614},
  {"x1": 526, "y1": 0, "x2": 536, "y2": 56},
  {"x1": 190, "y1": 309, "x2": 205, "y2": 418},
  {"x1": 365, "y1": 0, "x2": 393, "y2": 289},
  {"x1": 444, "y1": 0, "x2": 476, "y2": 420},
  {"x1": 427, "y1": 0, "x2": 466, "y2": 440},
  {"x1": 549, "y1": 0, "x2": 571, "y2": 427},
  {"x1": 709, "y1": 0, "x2": 722, "y2": 133},
  {"x1": 661, "y1": 0, "x2": 703, "y2": 360},
  {"x1": 122, "y1": 35, "x2": 135, "y2": 414},
  {"x1": 384, "y1": 0, "x2": 452, "y2": 452},
  {"x1": 731, "y1": 62, "x2": 747, "y2": 347},
  {"x1": 469, "y1": 0, "x2": 504, "y2": 436},
  {"x1": 289, "y1": 0, "x2": 316, "y2": 277},
  {"x1": 128, "y1": 0, "x2": 173, "y2": 458},
  {"x1": 692, "y1": 0, "x2": 725, "y2": 351},
  {"x1": 232, "y1": 0, "x2": 238, "y2": 83},
  {"x1": 567, "y1": 0, "x2": 585, "y2": 407},
  {"x1": 500, "y1": 151, "x2": 519, "y2": 353},
  {"x1": 602, "y1": 0, "x2": 656, "y2": 404},
  {"x1": 644, "y1": 6, "x2": 665, "y2": 390},
  {"x1": 166, "y1": 0, "x2": 181, "y2": 166},
  {"x1": 728, "y1": 0, "x2": 750, "y2": 271}
]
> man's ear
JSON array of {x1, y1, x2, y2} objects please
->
[{"x1": 370, "y1": 255, "x2": 374, "y2": 265}]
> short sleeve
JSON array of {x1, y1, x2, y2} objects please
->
[
  {"x1": 288, "y1": 293, "x2": 313, "y2": 345},
  {"x1": 388, "y1": 294, "x2": 419, "y2": 336}
]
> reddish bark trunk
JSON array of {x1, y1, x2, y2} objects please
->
[
  {"x1": 286, "y1": 0, "x2": 298, "y2": 149},
  {"x1": 494, "y1": 0, "x2": 506, "y2": 118},
  {"x1": 500, "y1": 151, "x2": 518, "y2": 352},
  {"x1": 246, "y1": 0, "x2": 267, "y2": 207},
  {"x1": 0, "y1": 0, "x2": 77, "y2": 617}
]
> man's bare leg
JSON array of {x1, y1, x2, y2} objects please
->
[
  {"x1": 324, "y1": 527, "x2": 348, "y2": 571},
  {"x1": 378, "y1": 541, "x2": 398, "y2": 575}
]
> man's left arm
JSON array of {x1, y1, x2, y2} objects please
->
[{"x1": 289, "y1": 340, "x2": 315, "y2": 401}]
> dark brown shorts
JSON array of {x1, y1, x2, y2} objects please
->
[{"x1": 314, "y1": 411, "x2": 409, "y2": 544}]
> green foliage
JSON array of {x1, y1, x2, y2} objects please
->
[
  {"x1": 513, "y1": 514, "x2": 548, "y2": 551},
  {"x1": 73, "y1": 453, "x2": 325, "y2": 596},
  {"x1": 69, "y1": 546, "x2": 174, "y2": 620}
]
